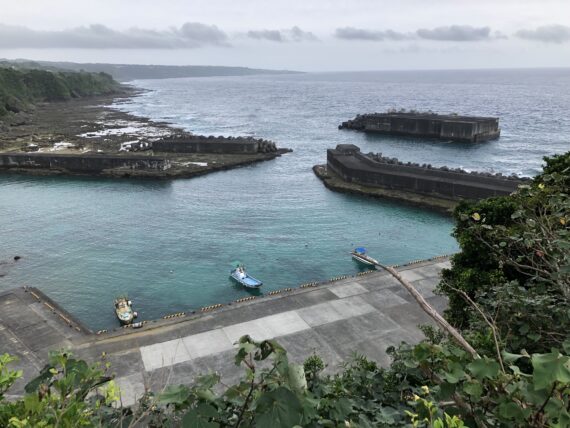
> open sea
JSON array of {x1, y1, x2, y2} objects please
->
[{"x1": 1, "y1": 68, "x2": 569, "y2": 330}]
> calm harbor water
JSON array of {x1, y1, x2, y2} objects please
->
[{"x1": 2, "y1": 69, "x2": 569, "y2": 330}]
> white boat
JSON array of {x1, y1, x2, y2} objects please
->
[
  {"x1": 114, "y1": 297, "x2": 138, "y2": 325},
  {"x1": 350, "y1": 247, "x2": 379, "y2": 267},
  {"x1": 230, "y1": 264, "x2": 263, "y2": 289}
]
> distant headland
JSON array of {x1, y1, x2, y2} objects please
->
[{"x1": 0, "y1": 59, "x2": 302, "y2": 82}]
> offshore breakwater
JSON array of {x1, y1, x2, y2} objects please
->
[{"x1": 340, "y1": 111, "x2": 500, "y2": 142}]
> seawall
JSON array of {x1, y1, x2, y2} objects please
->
[
  {"x1": 322, "y1": 144, "x2": 524, "y2": 203},
  {"x1": 0, "y1": 152, "x2": 170, "y2": 173},
  {"x1": 340, "y1": 112, "x2": 500, "y2": 142},
  {"x1": 153, "y1": 135, "x2": 277, "y2": 154},
  {"x1": 1, "y1": 256, "x2": 452, "y2": 401}
]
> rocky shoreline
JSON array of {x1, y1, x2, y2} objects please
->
[{"x1": 0, "y1": 87, "x2": 291, "y2": 179}]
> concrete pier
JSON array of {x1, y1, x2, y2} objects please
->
[{"x1": 1, "y1": 258, "x2": 450, "y2": 405}]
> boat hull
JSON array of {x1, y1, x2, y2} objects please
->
[
  {"x1": 114, "y1": 298, "x2": 135, "y2": 325},
  {"x1": 351, "y1": 253, "x2": 378, "y2": 267},
  {"x1": 230, "y1": 270, "x2": 263, "y2": 288}
]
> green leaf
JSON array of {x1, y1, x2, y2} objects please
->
[
  {"x1": 463, "y1": 381, "x2": 483, "y2": 399},
  {"x1": 467, "y1": 357, "x2": 500, "y2": 380},
  {"x1": 498, "y1": 401, "x2": 525, "y2": 421},
  {"x1": 502, "y1": 351, "x2": 525, "y2": 363},
  {"x1": 286, "y1": 364, "x2": 307, "y2": 393},
  {"x1": 329, "y1": 397, "x2": 353, "y2": 421},
  {"x1": 377, "y1": 406, "x2": 400, "y2": 424},
  {"x1": 443, "y1": 362, "x2": 466, "y2": 384},
  {"x1": 254, "y1": 387, "x2": 302, "y2": 428},
  {"x1": 157, "y1": 384, "x2": 191, "y2": 405},
  {"x1": 528, "y1": 333, "x2": 541, "y2": 342},
  {"x1": 532, "y1": 351, "x2": 570, "y2": 390},
  {"x1": 182, "y1": 404, "x2": 218, "y2": 428},
  {"x1": 24, "y1": 365, "x2": 54, "y2": 393}
]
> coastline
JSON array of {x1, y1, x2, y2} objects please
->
[
  {"x1": 312, "y1": 164, "x2": 457, "y2": 214},
  {"x1": 0, "y1": 86, "x2": 291, "y2": 179}
]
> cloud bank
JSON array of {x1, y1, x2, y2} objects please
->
[
  {"x1": 0, "y1": 23, "x2": 228, "y2": 49},
  {"x1": 335, "y1": 25, "x2": 501, "y2": 42},
  {"x1": 246, "y1": 26, "x2": 318, "y2": 42},
  {"x1": 416, "y1": 25, "x2": 491, "y2": 41},
  {"x1": 335, "y1": 27, "x2": 410, "y2": 41},
  {"x1": 515, "y1": 25, "x2": 570, "y2": 43}
]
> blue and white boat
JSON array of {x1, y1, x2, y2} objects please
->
[
  {"x1": 350, "y1": 247, "x2": 379, "y2": 267},
  {"x1": 230, "y1": 264, "x2": 263, "y2": 289}
]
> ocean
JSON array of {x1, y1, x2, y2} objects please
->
[{"x1": 1, "y1": 68, "x2": 568, "y2": 329}]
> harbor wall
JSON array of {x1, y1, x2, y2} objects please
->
[
  {"x1": 327, "y1": 145, "x2": 523, "y2": 200},
  {"x1": 340, "y1": 113, "x2": 500, "y2": 142},
  {"x1": 0, "y1": 153, "x2": 171, "y2": 172},
  {"x1": 153, "y1": 135, "x2": 277, "y2": 154}
]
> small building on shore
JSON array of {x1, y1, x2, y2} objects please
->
[{"x1": 339, "y1": 111, "x2": 500, "y2": 142}]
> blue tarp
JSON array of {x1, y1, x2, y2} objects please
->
[{"x1": 355, "y1": 247, "x2": 367, "y2": 254}]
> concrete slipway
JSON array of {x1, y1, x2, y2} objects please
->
[{"x1": 0, "y1": 257, "x2": 450, "y2": 405}]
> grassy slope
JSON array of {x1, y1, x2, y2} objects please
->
[{"x1": 0, "y1": 67, "x2": 121, "y2": 116}]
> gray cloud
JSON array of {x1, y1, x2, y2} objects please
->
[
  {"x1": 515, "y1": 25, "x2": 570, "y2": 44},
  {"x1": 246, "y1": 27, "x2": 318, "y2": 42},
  {"x1": 416, "y1": 25, "x2": 491, "y2": 41},
  {"x1": 0, "y1": 23, "x2": 228, "y2": 49},
  {"x1": 335, "y1": 27, "x2": 410, "y2": 41},
  {"x1": 247, "y1": 29, "x2": 283, "y2": 42},
  {"x1": 289, "y1": 26, "x2": 319, "y2": 42}
]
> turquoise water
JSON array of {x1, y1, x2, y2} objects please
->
[{"x1": 3, "y1": 69, "x2": 569, "y2": 330}]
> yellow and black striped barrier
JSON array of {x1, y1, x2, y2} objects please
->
[
  {"x1": 300, "y1": 281, "x2": 319, "y2": 288},
  {"x1": 163, "y1": 312, "x2": 187, "y2": 319},
  {"x1": 200, "y1": 304, "x2": 224, "y2": 312},
  {"x1": 356, "y1": 270, "x2": 376, "y2": 276},
  {"x1": 235, "y1": 296, "x2": 256, "y2": 303},
  {"x1": 328, "y1": 275, "x2": 350, "y2": 282},
  {"x1": 96, "y1": 329, "x2": 108, "y2": 335}
]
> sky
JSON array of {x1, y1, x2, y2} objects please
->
[{"x1": 1, "y1": 0, "x2": 570, "y2": 71}]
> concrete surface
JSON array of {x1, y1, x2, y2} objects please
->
[{"x1": 1, "y1": 258, "x2": 450, "y2": 405}]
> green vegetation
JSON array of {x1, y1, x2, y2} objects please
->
[
  {"x1": 0, "y1": 152, "x2": 568, "y2": 427},
  {"x1": 0, "y1": 66, "x2": 121, "y2": 116},
  {"x1": 0, "y1": 59, "x2": 299, "y2": 82},
  {"x1": 440, "y1": 152, "x2": 570, "y2": 354}
]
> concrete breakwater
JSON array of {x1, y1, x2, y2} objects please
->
[
  {"x1": 152, "y1": 134, "x2": 278, "y2": 154},
  {"x1": 318, "y1": 144, "x2": 525, "y2": 208},
  {"x1": 0, "y1": 152, "x2": 170, "y2": 173},
  {"x1": 339, "y1": 111, "x2": 500, "y2": 142}
]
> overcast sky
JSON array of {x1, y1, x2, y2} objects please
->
[{"x1": 1, "y1": 0, "x2": 570, "y2": 71}]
